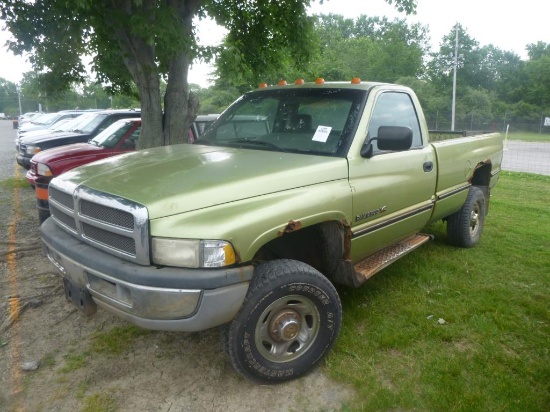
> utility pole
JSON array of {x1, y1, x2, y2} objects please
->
[
  {"x1": 16, "y1": 85, "x2": 22, "y2": 116},
  {"x1": 451, "y1": 24, "x2": 459, "y2": 131}
]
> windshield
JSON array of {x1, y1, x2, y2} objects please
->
[
  {"x1": 90, "y1": 120, "x2": 138, "y2": 148},
  {"x1": 64, "y1": 112, "x2": 108, "y2": 133},
  {"x1": 196, "y1": 88, "x2": 366, "y2": 157},
  {"x1": 31, "y1": 113, "x2": 58, "y2": 125}
]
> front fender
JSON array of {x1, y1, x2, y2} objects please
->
[{"x1": 149, "y1": 179, "x2": 353, "y2": 263}]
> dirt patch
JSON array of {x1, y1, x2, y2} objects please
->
[{"x1": 0, "y1": 166, "x2": 354, "y2": 411}]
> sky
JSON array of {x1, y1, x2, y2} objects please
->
[{"x1": 0, "y1": 0, "x2": 549, "y2": 88}]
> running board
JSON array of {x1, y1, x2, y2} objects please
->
[{"x1": 354, "y1": 234, "x2": 432, "y2": 282}]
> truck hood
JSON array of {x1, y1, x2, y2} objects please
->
[
  {"x1": 20, "y1": 131, "x2": 86, "y2": 145},
  {"x1": 33, "y1": 142, "x2": 107, "y2": 165},
  {"x1": 59, "y1": 144, "x2": 349, "y2": 219}
]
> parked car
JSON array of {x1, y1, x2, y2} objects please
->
[
  {"x1": 18, "y1": 112, "x2": 42, "y2": 125},
  {"x1": 29, "y1": 115, "x2": 218, "y2": 221},
  {"x1": 17, "y1": 110, "x2": 89, "y2": 136},
  {"x1": 15, "y1": 113, "x2": 90, "y2": 141},
  {"x1": 15, "y1": 109, "x2": 141, "y2": 169}
]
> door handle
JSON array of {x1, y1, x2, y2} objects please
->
[{"x1": 423, "y1": 161, "x2": 433, "y2": 172}]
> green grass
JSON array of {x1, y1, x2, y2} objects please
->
[
  {"x1": 0, "y1": 176, "x2": 28, "y2": 189},
  {"x1": 81, "y1": 392, "x2": 117, "y2": 412},
  {"x1": 328, "y1": 171, "x2": 550, "y2": 412},
  {"x1": 58, "y1": 353, "x2": 89, "y2": 374},
  {"x1": 91, "y1": 325, "x2": 151, "y2": 355},
  {"x1": 506, "y1": 131, "x2": 550, "y2": 142}
]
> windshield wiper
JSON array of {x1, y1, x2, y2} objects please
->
[{"x1": 228, "y1": 139, "x2": 283, "y2": 151}]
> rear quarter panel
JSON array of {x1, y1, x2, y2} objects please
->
[{"x1": 430, "y1": 132, "x2": 503, "y2": 221}]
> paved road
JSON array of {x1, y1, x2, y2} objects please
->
[
  {"x1": 0, "y1": 120, "x2": 22, "y2": 180},
  {"x1": 501, "y1": 140, "x2": 550, "y2": 176},
  {"x1": 1, "y1": 120, "x2": 549, "y2": 180}
]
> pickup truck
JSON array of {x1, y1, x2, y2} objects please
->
[{"x1": 40, "y1": 79, "x2": 503, "y2": 383}]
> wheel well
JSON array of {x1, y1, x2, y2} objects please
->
[
  {"x1": 253, "y1": 221, "x2": 359, "y2": 287},
  {"x1": 470, "y1": 162, "x2": 491, "y2": 186},
  {"x1": 470, "y1": 162, "x2": 491, "y2": 215}
]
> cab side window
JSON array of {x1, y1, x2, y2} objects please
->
[{"x1": 367, "y1": 92, "x2": 423, "y2": 153}]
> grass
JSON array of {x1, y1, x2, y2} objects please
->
[
  {"x1": 91, "y1": 325, "x2": 151, "y2": 355},
  {"x1": 506, "y1": 131, "x2": 550, "y2": 142},
  {"x1": 328, "y1": 171, "x2": 550, "y2": 411},
  {"x1": 58, "y1": 353, "x2": 89, "y2": 374},
  {"x1": 0, "y1": 176, "x2": 28, "y2": 189},
  {"x1": 81, "y1": 392, "x2": 117, "y2": 412}
]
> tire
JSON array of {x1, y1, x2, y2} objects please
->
[
  {"x1": 226, "y1": 259, "x2": 342, "y2": 383},
  {"x1": 447, "y1": 186, "x2": 486, "y2": 248}
]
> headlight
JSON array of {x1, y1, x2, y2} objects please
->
[
  {"x1": 151, "y1": 238, "x2": 236, "y2": 268},
  {"x1": 36, "y1": 163, "x2": 53, "y2": 176},
  {"x1": 25, "y1": 145, "x2": 41, "y2": 155}
]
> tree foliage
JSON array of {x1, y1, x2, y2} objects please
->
[
  {"x1": 0, "y1": 0, "x2": 418, "y2": 148},
  {"x1": 2, "y1": 0, "x2": 548, "y2": 136},
  {"x1": 214, "y1": 13, "x2": 429, "y2": 88}
]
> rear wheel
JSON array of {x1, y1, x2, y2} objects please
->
[
  {"x1": 447, "y1": 186, "x2": 486, "y2": 248},
  {"x1": 226, "y1": 259, "x2": 341, "y2": 383}
]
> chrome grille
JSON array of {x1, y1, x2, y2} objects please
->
[
  {"x1": 49, "y1": 186, "x2": 75, "y2": 210},
  {"x1": 51, "y1": 207, "x2": 78, "y2": 232},
  {"x1": 80, "y1": 199, "x2": 134, "y2": 229},
  {"x1": 82, "y1": 222, "x2": 136, "y2": 254},
  {"x1": 48, "y1": 180, "x2": 150, "y2": 265}
]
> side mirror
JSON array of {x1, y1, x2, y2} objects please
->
[{"x1": 361, "y1": 126, "x2": 413, "y2": 158}]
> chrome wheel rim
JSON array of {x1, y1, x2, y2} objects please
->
[{"x1": 469, "y1": 202, "x2": 481, "y2": 237}]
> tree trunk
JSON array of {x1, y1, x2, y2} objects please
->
[
  {"x1": 106, "y1": 0, "x2": 164, "y2": 149},
  {"x1": 137, "y1": 74, "x2": 164, "y2": 149},
  {"x1": 163, "y1": 51, "x2": 195, "y2": 146},
  {"x1": 163, "y1": 0, "x2": 201, "y2": 145},
  {"x1": 123, "y1": 47, "x2": 164, "y2": 150}
]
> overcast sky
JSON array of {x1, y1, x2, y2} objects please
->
[{"x1": 1, "y1": 0, "x2": 548, "y2": 88}]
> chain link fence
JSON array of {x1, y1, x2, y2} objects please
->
[
  {"x1": 424, "y1": 111, "x2": 550, "y2": 176},
  {"x1": 425, "y1": 111, "x2": 550, "y2": 135}
]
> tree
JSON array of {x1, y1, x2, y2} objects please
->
[
  {"x1": 1, "y1": 0, "x2": 417, "y2": 149},
  {"x1": 311, "y1": 15, "x2": 429, "y2": 83},
  {"x1": 0, "y1": 77, "x2": 20, "y2": 116},
  {"x1": 215, "y1": 13, "x2": 428, "y2": 89}
]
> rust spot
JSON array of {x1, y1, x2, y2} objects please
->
[
  {"x1": 237, "y1": 266, "x2": 251, "y2": 282},
  {"x1": 342, "y1": 222, "x2": 352, "y2": 260},
  {"x1": 468, "y1": 160, "x2": 492, "y2": 183},
  {"x1": 277, "y1": 220, "x2": 303, "y2": 236}
]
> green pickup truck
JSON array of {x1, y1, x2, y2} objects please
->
[{"x1": 41, "y1": 79, "x2": 503, "y2": 383}]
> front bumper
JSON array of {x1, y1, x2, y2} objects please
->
[
  {"x1": 25, "y1": 169, "x2": 40, "y2": 186},
  {"x1": 16, "y1": 154, "x2": 31, "y2": 169},
  {"x1": 41, "y1": 218, "x2": 253, "y2": 331}
]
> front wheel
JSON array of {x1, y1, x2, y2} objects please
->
[
  {"x1": 227, "y1": 259, "x2": 342, "y2": 383},
  {"x1": 447, "y1": 186, "x2": 486, "y2": 248}
]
